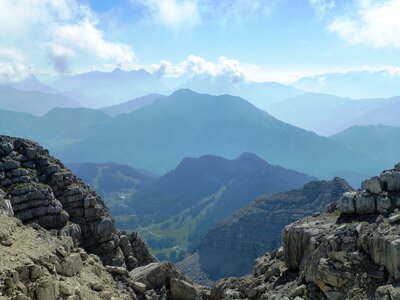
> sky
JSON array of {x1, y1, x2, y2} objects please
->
[{"x1": 1, "y1": 0, "x2": 400, "y2": 83}]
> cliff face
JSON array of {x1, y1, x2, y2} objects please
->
[
  {"x1": 179, "y1": 178, "x2": 352, "y2": 282},
  {"x1": 209, "y1": 163, "x2": 400, "y2": 300},
  {"x1": 0, "y1": 136, "x2": 208, "y2": 299},
  {"x1": 0, "y1": 135, "x2": 155, "y2": 269}
]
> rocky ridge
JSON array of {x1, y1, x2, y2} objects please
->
[
  {"x1": 209, "y1": 163, "x2": 400, "y2": 300},
  {"x1": 0, "y1": 136, "x2": 206, "y2": 299},
  {"x1": 179, "y1": 178, "x2": 352, "y2": 283}
]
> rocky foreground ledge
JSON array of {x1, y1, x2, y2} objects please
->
[
  {"x1": 210, "y1": 162, "x2": 400, "y2": 300},
  {"x1": 0, "y1": 136, "x2": 207, "y2": 299}
]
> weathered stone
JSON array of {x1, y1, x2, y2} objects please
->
[
  {"x1": 376, "y1": 196, "x2": 392, "y2": 214},
  {"x1": 355, "y1": 193, "x2": 376, "y2": 214},
  {"x1": 170, "y1": 278, "x2": 200, "y2": 300},
  {"x1": 381, "y1": 172, "x2": 400, "y2": 191},
  {"x1": 0, "y1": 197, "x2": 14, "y2": 217},
  {"x1": 36, "y1": 276, "x2": 58, "y2": 300},
  {"x1": 131, "y1": 281, "x2": 147, "y2": 294},
  {"x1": 57, "y1": 253, "x2": 83, "y2": 277},
  {"x1": 0, "y1": 135, "x2": 155, "y2": 271},
  {"x1": 362, "y1": 176, "x2": 383, "y2": 194},
  {"x1": 106, "y1": 265, "x2": 129, "y2": 277},
  {"x1": 337, "y1": 192, "x2": 356, "y2": 214},
  {"x1": 129, "y1": 262, "x2": 188, "y2": 291}
]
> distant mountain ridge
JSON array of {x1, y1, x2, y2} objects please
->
[
  {"x1": 0, "y1": 84, "x2": 81, "y2": 116},
  {"x1": 266, "y1": 93, "x2": 400, "y2": 135},
  {"x1": 117, "y1": 152, "x2": 315, "y2": 261},
  {"x1": 331, "y1": 125, "x2": 400, "y2": 170},
  {"x1": 100, "y1": 93, "x2": 165, "y2": 117},
  {"x1": 49, "y1": 68, "x2": 169, "y2": 107},
  {"x1": 294, "y1": 70, "x2": 400, "y2": 99},
  {"x1": 178, "y1": 177, "x2": 352, "y2": 282},
  {"x1": 0, "y1": 88, "x2": 389, "y2": 185}
]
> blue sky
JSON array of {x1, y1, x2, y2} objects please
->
[{"x1": 1, "y1": 0, "x2": 400, "y2": 83}]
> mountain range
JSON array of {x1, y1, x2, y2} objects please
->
[
  {"x1": 0, "y1": 89, "x2": 390, "y2": 186},
  {"x1": 53, "y1": 89, "x2": 380, "y2": 184},
  {"x1": 46, "y1": 69, "x2": 302, "y2": 109},
  {"x1": 294, "y1": 70, "x2": 400, "y2": 99},
  {"x1": 266, "y1": 93, "x2": 400, "y2": 136},
  {"x1": 178, "y1": 177, "x2": 352, "y2": 282},
  {"x1": 48, "y1": 68, "x2": 170, "y2": 107},
  {"x1": 116, "y1": 153, "x2": 315, "y2": 261},
  {"x1": 0, "y1": 84, "x2": 81, "y2": 116},
  {"x1": 100, "y1": 94, "x2": 165, "y2": 117},
  {"x1": 331, "y1": 125, "x2": 400, "y2": 169}
]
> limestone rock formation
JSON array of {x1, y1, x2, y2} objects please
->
[
  {"x1": 0, "y1": 135, "x2": 155, "y2": 269},
  {"x1": 209, "y1": 163, "x2": 400, "y2": 299},
  {"x1": 179, "y1": 178, "x2": 352, "y2": 282},
  {"x1": 0, "y1": 215, "x2": 133, "y2": 299},
  {"x1": 0, "y1": 135, "x2": 204, "y2": 299}
]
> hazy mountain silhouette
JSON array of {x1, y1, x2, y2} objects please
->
[
  {"x1": 331, "y1": 125, "x2": 400, "y2": 169},
  {"x1": 100, "y1": 94, "x2": 165, "y2": 117},
  {"x1": 119, "y1": 153, "x2": 315, "y2": 261},
  {"x1": 56, "y1": 89, "x2": 379, "y2": 183},
  {"x1": 49, "y1": 68, "x2": 169, "y2": 107},
  {"x1": 295, "y1": 71, "x2": 400, "y2": 99},
  {"x1": 266, "y1": 93, "x2": 400, "y2": 135},
  {"x1": 0, "y1": 85, "x2": 81, "y2": 116}
]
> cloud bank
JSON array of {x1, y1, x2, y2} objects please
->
[
  {"x1": 329, "y1": 0, "x2": 400, "y2": 48},
  {"x1": 0, "y1": 0, "x2": 135, "y2": 77},
  {"x1": 0, "y1": 49, "x2": 30, "y2": 83}
]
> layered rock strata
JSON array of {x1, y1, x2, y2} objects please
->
[
  {"x1": 0, "y1": 135, "x2": 207, "y2": 299},
  {"x1": 0, "y1": 135, "x2": 155, "y2": 269},
  {"x1": 210, "y1": 163, "x2": 400, "y2": 299},
  {"x1": 181, "y1": 178, "x2": 352, "y2": 282}
]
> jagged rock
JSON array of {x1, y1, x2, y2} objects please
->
[
  {"x1": 35, "y1": 276, "x2": 58, "y2": 300},
  {"x1": 376, "y1": 284, "x2": 400, "y2": 299},
  {"x1": 0, "y1": 135, "x2": 156, "y2": 270},
  {"x1": 337, "y1": 191, "x2": 356, "y2": 214},
  {"x1": 208, "y1": 163, "x2": 400, "y2": 300},
  {"x1": 131, "y1": 281, "x2": 147, "y2": 294},
  {"x1": 105, "y1": 265, "x2": 129, "y2": 277},
  {"x1": 339, "y1": 163, "x2": 400, "y2": 215},
  {"x1": 0, "y1": 136, "x2": 208, "y2": 299},
  {"x1": 0, "y1": 215, "x2": 134, "y2": 299},
  {"x1": 182, "y1": 178, "x2": 352, "y2": 282},
  {"x1": 170, "y1": 278, "x2": 201, "y2": 300},
  {"x1": 0, "y1": 192, "x2": 13, "y2": 217},
  {"x1": 362, "y1": 176, "x2": 383, "y2": 194},
  {"x1": 129, "y1": 262, "x2": 187, "y2": 290},
  {"x1": 57, "y1": 253, "x2": 83, "y2": 277}
]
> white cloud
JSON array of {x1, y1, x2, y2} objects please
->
[
  {"x1": 52, "y1": 20, "x2": 135, "y2": 69},
  {"x1": 329, "y1": 0, "x2": 400, "y2": 48},
  {"x1": 151, "y1": 55, "x2": 257, "y2": 82},
  {"x1": 0, "y1": 0, "x2": 92, "y2": 36},
  {"x1": 309, "y1": 0, "x2": 335, "y2": 18},
  {"x1": 0, "y1": 0, "x2": 135, "y2": 75},
  {"x1": 0, "y1": 48, "x2": 30, "y2": 83},
  {"x1": 132, "y1": 0, "x2": 277, "y2": 28},
  {"x1": 132, "y1": 0, "x2": 200, "y2": 28}
]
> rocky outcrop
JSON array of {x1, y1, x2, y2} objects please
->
[
  {"x1": 0, "y1": 135, "x2": 155, "y2": 269},
  {"x1": 209, "y1": 163, "x2": 400, "y2": 299},
  {"x1": 337, "y1": 167, "x2": 400, "y2": 215},
  {"x1": 0, "y1": 215, "x2": 133, "y2": 299},
  {"x1": 180, "y1": 178, "x2": 352, "y2": 282},
  {"x1": 0, "y1": 135, "x2": 207, "y2": 299}
]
